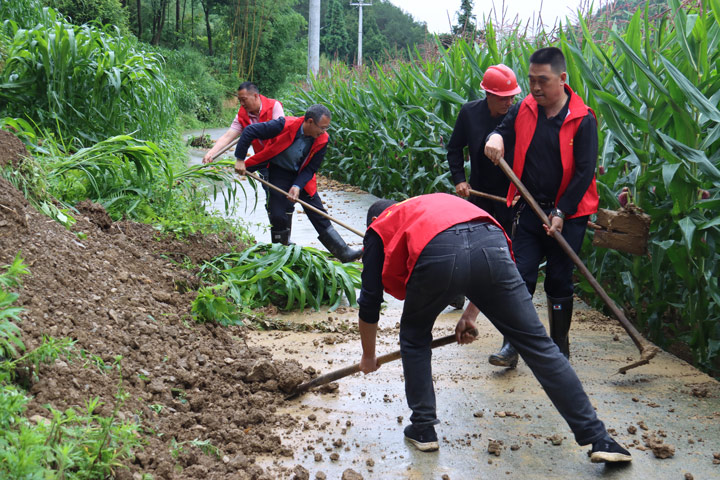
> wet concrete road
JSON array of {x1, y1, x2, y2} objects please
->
[
  {"x1": 250, "y1": 297, "x2": 720, "y2": 480},
  {"x1": 187, "y1": 129, "x2": 720, "y2": 479}
]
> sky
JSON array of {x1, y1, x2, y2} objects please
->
[{"x1": 386, "y1": 0, "x2": 598, "y2": 34}]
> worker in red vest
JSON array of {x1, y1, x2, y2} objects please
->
[
  {"x1": 445, "y1": 63, "x2": 521, "y2": 311},
  {"x1": 484, "y1": 47, "x2": 599, "y2": 366},
  {"x1": 233, "y1": 104, "x2": 362, "y2": 262},
  {"x1": 202, "y1": 81, "x2": 284, "y2": 164},
  {"x1": 357, "y1": 193, "x2": 630, "y2": 464}
]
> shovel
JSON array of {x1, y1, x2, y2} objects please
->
[
  {"x1": 286, "y1": 328, "x2": 478, "y2": 400},
  {"x1": 495, "y1": 157, "x2": 659, "y2": 374}
]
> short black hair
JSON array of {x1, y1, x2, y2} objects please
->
[
  {"x1": 529, "y1": 47, "x2": 566, "y2": 75},
  {"x1": 304, "y1": 104, "x2": 331, "y2": 123},
  {"x1": 366, "y1": 199, "x2": 397, "y2": 227},
  {"x1": 237, "y1": 81, "x2": 259, "y2": 94}
]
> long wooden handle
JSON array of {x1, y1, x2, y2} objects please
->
[
  {"x1": 468, "y1": 189, "x2": 507, "y2": 204},
  {"x1": 496, "y1": 158, "x2": 658, "y2": 371},
  {"x1": 243, "y1": 171, "x2": 366, "y2": 238},
  {"x1": 287, "y1": 329, "x2": 477, "y2": 399}
]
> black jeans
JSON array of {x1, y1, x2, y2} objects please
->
[
  {"x1": 267, "y1": 167, "x2": 331, "y2": 234},
  {"x1": 399, "y1": 221, "x2": 606, "y2": 445},
  {"x1": 512, "y1": 205, "x2": 588, "y2": 298}
]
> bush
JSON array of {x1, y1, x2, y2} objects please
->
[{"x1": 43, "y1": 0, "x2": 130, "y2": 32}]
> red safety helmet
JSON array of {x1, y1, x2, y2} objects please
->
[{"x1": 480, "y1": 64, "x2": 521, "y2": 96}]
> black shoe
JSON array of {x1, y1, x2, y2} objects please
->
[
  {"x1": 403, "y1": 424, "x2": 439, "y2": 452},
  {"x1": 590, "y1": 436, "x2": 632, "y2": 463},
  {"x1": 488, "y1": 340, "x2": 518, "y2": 368},
  {"x1": 449, "y1": 294, "x2": 465, "y2": 310}
]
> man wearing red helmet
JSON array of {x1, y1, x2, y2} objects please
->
[
  {"x1": 445, "y1": 64, "x2": 520, "y2": 322},
  {"x1": 484, "y1": 47, "x2": 599, "y2": 365}
]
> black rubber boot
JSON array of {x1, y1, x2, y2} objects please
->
[
  {"x1": 488, "y1": 338, "x2": 518, "y2": 368},
  {"x1": 270, "y1": 228, "x2": 291, "y2": 245},
  {"x1": 318, "y1": 226, "x2": 363, "y2": 262},
  {"x1": 285, "y1": 212, "x2": 295, "y2": 245},
  {"x1": 547, "y1": 295, "x2": 573, "y2": 358}
]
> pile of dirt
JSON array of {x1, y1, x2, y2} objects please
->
[{"x1": 0, "y1": 130, "x2": 314, "y2": 479}]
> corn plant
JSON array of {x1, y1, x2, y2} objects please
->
[
  {"x1": 562, "y1": 0, "x2": 720, "y2": 372},
  {"x1": 198, "y1": 243, "x2": 362, "y2": 312},
  {"x1": 0, "y1": 2, "x2": 175, "y2": 144},
  {"x1": 0, "y1": 254, "x2": 28, "y2": 360}
]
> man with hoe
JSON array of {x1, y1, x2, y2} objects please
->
[
  {"x1": 356, "y1": 193, "x2": 631, "y2": 463},
  {"x1": 203, "y1": 82, "x2": 283, "y2": 220},
  {"x1": 484, "y1": 47, "x2": 599, "y2": 366},
  {"x1": 445, "y1": 63, "x2": 521, "y2": 326},
  {"x1": 233, "y1": 104, "x2": 362, "y2": 263}
]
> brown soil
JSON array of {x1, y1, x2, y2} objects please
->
[{"x1": 0, "y1": 129, "x2": 313, "y2": 479}]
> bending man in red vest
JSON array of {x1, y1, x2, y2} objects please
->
[
  {"x1": 358, "y1": 193, "x2": 630, "y2": 463},
  {"x1": 483, "y1": 47, "x2": 599, "y2": 366},
  {"x1": 233, "y1": 104, "x2": 362, "y2": 262},
  {"x1": 202, "y1": 81, "x2": 284, "y2": 164}
]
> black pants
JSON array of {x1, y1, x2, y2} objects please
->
[
  {"x1": 400, "y1": 221, "x2": 606, "y2": 445},
  {"x1": 513, "y1": 204, "x2": 588, "y2": 298},
  {"x1": 267, "y1": 167, "x2": 331, "y2": 233}
]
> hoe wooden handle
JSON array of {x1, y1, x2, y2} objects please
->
[
  {"x1": 496, "y1": 158, "x2": 659, "y2": 372},
  {"x1": 287, "y1": 328, "x2": 478, "y2": 399}
]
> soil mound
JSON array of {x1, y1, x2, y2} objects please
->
[{"x1": 0, "y1": 137, "x2": 311, "y2": 479}]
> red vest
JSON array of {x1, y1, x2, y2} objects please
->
[
  {"x1": 245, "y1": 116, "x2": 328, "y2": 196},
  {"x1": 369, "y1": 193, "x2": 513, "y2": 300},
  {"x1": 236, "y1": 94, "x2": 280, "y2": 154},
  {"x1": 509, "y1": 85, "x2": 599, "y2": 219}
]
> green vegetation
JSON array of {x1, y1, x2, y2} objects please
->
[
  {"x1": 196, "y1": 242, "x2": 362, "y2": 314},
  {"x1": 289, "y1": 2, "x2": 720, "y2": 374},
  {"x1": 0, "y1": 256, "x2": 142, "y2": 479},
  {"x1": 0, "y1": 5, "x2": 174, "y2": 144}
]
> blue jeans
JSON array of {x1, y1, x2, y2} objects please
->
[{"x1": 399, "y1": 221, "x2": 606, "y2": 445}]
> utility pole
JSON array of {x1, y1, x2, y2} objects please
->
[
  {"x1": 350, "y1": 1, "x2": 372, "y2": 67},
  {"x1": 308, "y1": 0, "x2": 321, "y2": 80}
]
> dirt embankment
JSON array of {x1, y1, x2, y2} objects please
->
[{"x1": 0, "y1": 130, "x2": 309, "y2": 479}]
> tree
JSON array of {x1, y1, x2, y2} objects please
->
[
  {"x1": 452, "y1": 0, "x2": 476, "y2": 39},
  {"x1": 321, "y1": 0, "x2": 349, "y2": 60}
]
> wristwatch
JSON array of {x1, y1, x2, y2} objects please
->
[{"x1": 550, "y1": 208, "x2": 565, "y2": 220}]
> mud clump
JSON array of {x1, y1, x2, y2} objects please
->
[
  {"x1": 341, "y1": 468, "x2": 364, "y2": 480},
  {"x1": 643, "y1": 432, "x2": 675, "y2": 459},
  {"x1": 0, "y1": 129, "x2": 29, "y2": 168},
  {"x1": 488, "y1": 439, "x2": 503, "y2": 456},
  {"x1": 0, "y1": 153, "x2": 307, "y2": 480}
]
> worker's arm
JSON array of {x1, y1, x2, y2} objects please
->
[
  {"x1": 203, "y1": 128, "x2": 241, "y2": 164},
  {"x1": 233, "y1": 117, "x2": 286, "y2": 175},
  {"x1": 359, "y1": 319, "x2": 379, "y2": 374},
  {"x1": 357, "y1": 229, "x2": 384, "y2": 374},
  {"x1": 288, "y1": 145, "x2": 328, "y2": 202}
]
